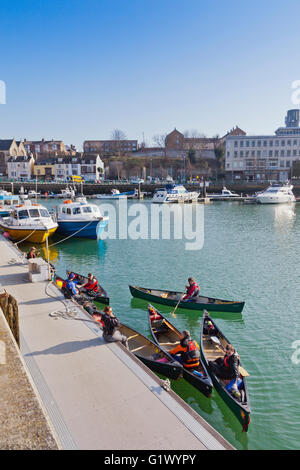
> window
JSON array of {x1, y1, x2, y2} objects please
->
[
  {"x1": 40, "y1": 209, "x2": 49, "y2": 218},
  {"x1": 257, "y1": 140, "x2": 261, "y2": 146},
  {"x1": 29, "y1": 209, "x2": 39, "y2": 218},
  {"x1": 257, "y1": 150, "x2": 261, "y2": 157},
  {"x1": 275, "y1": 140, "x2": 279, "y2": 146},
  {"x1": 234, "y1": 151, "x2": 238, "y2": 158},
  {"x1": 286, "y1": 161, "x2": 290, "y2": 167},
  {"x1": 293, "y1": 140, "x2": 297, "y2": 145},
  {"x1": 234, "y1": 141, "x2": 238, "y2": 147},
  {"x1": 269, "y1": 150, "x2": 273, "y2": 157},
  {"x1": 18, "y1": 210, "x2": 29, "y2": 219},
  {"x1": 240, "y1": 151, "x2": 244, "y2": 157},
  {"x1": 281, "y1": 140, "x2": 285, "y2": 146},
  {"x1": 281, "y1": 150, "x2": 285, "y2": 157},
  {"x1": 263, "y1": 141, "x2": 267, "y2": 147},
  {"x1": 72, "y1": 207, "x2": 81, "y2": 214},
  {"x1": 287, "y1": 150, "x2": 291, "y2": 157},
  {"x1": 269, "y1": 141, "x2": 273, "y2": 146},
  {"x1": 82, "y1": 206, "x2": 92, "y2": 213},
  {"x1": 251, "y1": 141, "x2": 255, "y2": 147},
  {"x1": 275, "y1": 150, "x2": 279, "y2": 157}
]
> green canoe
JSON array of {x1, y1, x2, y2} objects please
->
[
  {"x1": 200, "y1": 311, "x2": 251, "y2": 431},
  {"x1": 129, "y1": 285, "x2": 245, "y2": 313}
]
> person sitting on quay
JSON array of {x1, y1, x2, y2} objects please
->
[
  {"x1": 79, "y1": 273, "x2": 99, "y2": 296},
  {"x1": 168, "y1": 330, "x2": 200, "y2": 370},
  {"x1": 182, "y1": 277, "x2": 200, "y2": 301},
  {"x1": 26, "y1": 246, "x2": 40, "y2": 259},
  {"x1": 93, "y1": 306, "x2": 128, "y2": 348}
]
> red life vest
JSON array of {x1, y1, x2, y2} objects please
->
[
  {"x1": 84, "y1": 278, "x2": 98, "y2": 292},
  {"x1": 224, "y1": 355, "x2": 230, "y2": 368}
]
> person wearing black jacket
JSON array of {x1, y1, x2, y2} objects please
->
[
  {"x1": 209, "y1": 344, "x2": 240, "y2": 391},
  {"x1": 97, "y1": 306, "x2": 128, "y2": 348}
]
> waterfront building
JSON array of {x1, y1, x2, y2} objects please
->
[
  {"x1": 80, "y1": 154, "x2": 104, "y2": 182},
  {"x1": 7, "y1": 155, "x2": 35, "y2": 181},
  {"x1": 225, "y1": 110, "x2": 300, "y2": 182},
  {"x1": 23, "y1": 138, "x2": 71, "y2": 158},
  {"x1": 33, "y1": 158, "x2": 55, "y2": 181},
  {"x1": 0, "y1": 139, "x2": 27, "y2": 176},
  {"x1": 53, "y1": 154, "x2": 104, "y2": 182},
  {"x1": 83, "y1": 139, "x2": 138, "y2": 155}
]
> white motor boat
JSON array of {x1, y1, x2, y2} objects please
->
[
  {"x1": 256, "y1": 183, "x2": 296, "y2": 204},
  {"x1": 96, "y1": 189, "x2": 127, "y2": 200},
  {"x1": 0, "y1": 200, "x2": 58, "y2": 243},
  {"x1": 56, "y1": 200, "x2": 109, "y2": 239},
  {"x1": 208, "y1": 187, "x2": 241, "y2": 199},
  {"x1": 152, "y1": 184, "x2": 199, "y2": 203},
  {"x1": 28, "y1": 190, "x2": 41, "y2": 198}
]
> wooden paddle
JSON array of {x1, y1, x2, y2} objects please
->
[{"x1": 171, "y1": 294, "x2": 185, "y2": 318}]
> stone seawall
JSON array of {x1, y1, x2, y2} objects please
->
[{"x1": 2, "y1": 181, "x2": 300, "y2": 196}]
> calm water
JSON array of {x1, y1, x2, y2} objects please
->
[{"x1": 20, "y1": 198, "x2": 300, "y2": 450}]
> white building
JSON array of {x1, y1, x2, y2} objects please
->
[
  {"x1": 54, "y1": 154, "x2": 104, "y2": 182},
  {"x1": 7, "y1": 155, "x2": 35, "y2": 181},
  {"x1": 226, "y1": 110, "x2": 300, "y2": 182},
  {"x1": 54, "y1": 156, "x2": 81, "y2": 180},
  {"x1": 80, "y1": 155, "x2": 104, "y2": 182}
]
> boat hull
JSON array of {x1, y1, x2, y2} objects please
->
[
  {"x1": 57, "y1": 218, "x2": 108, "y2": 239},
  {"x1": 256, "y1": 196, "x2": 296, "y2": 204},
  {"x1": 54, "y1": 274, "x2": 109, "y2": 306},
  {"x1": 0, "y1": 224, "x2": 57, "y2": 243},
  {"x1": 129, "y1": 285, "x2": 245, "y2": 313}
]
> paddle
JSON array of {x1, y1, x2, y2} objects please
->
[{"x1": 171, "y1": 294, "x2": 185, "y2": 319}]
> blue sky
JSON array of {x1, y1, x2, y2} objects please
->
[{"x1": 1, "y1": 0, "x2": 300, "y2": 149}]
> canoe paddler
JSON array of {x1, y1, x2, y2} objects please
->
[
  {"x1": 209, "y1": 344, "x2": 241, "y2": 397},
  {"x1": 168, "y1": 330, "x2": 200, "y2": 370},
  {"x1": 79, "y1": 273, "x2": 99, "y2": 296},
  {"x1": 182, "y1": 277, "x2": 200, "y2": 301}
]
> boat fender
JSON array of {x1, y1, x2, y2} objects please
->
[
  {"x1": 192, "y1": 370, "x2": 204, "y2": 378},
  {"x1": 63, "y1": 200, "x2": 72, "y2": 204}
]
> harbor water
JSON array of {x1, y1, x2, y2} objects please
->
[{"x1": 19, "y1": 198, "x2": 300, "y2": 450}]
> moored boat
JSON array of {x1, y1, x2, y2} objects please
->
[
  {"x1": 55, "y1": 199, "x2": 109, "y2": 239},
  {"x1": 54, "y1": 272, "x2": 110, "y2": 306},
  {"x1": 152, "y1": 184, "x2": 199, "y2": 203},
  {"x1": 0, "y1": 194, "x2": 21, "y2": 217},
  {"x1": 92, "y1": 311, "x2": 182, "y2": 380},
  {"x1": 129, "y1": 285, "x2": 245, "y2": 313},
  {"x1": 147, "y1": 304, "x2": 212, "y2": 397},
  {"x1": 200, "y1": 311, "x2": 251, "y2": 431},
  {"x1": 0, "y1": 201, "x2": 58, "y2": 243},
  {"x1": 256, "y1": 183, "x2": 296, "y2": 204},
  {"x1": 96, "y1": 189, "x2": 127, "y2": 200}
]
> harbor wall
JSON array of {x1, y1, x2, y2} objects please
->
[{"x1": 2, "y1": 181, "x2": 300, "y2": 196}]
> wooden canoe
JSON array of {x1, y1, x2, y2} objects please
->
[
  {"x1": 66, "y1": 270, "x2": 109, "y2": 306},
  {"x1": 54, "y1": 273, "x2": 109, "y2": 306},
  {"x1": 91, "y1": 311, "x2": 182, "y2": 380},
  {"x1": 200, "y1": 310, "x2": 251, "y2": 431},
  {"x1": 147, "y1": 304, "x2": 213, "y2": 397},
  {"x1": 129, "y1": 285, "x2": 245, "y2": 313}
]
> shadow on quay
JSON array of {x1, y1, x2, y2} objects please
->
[{"x1": 24, "y1": 337, "x2": 104, "y2": 357}]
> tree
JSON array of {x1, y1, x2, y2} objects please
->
[
  {"x1": 111, "y1": 129, "x2": 127, "y2": 157},
  {"x1": 153, "y1": 133, "x2": 167, "y2": 157}
]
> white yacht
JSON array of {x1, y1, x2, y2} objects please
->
[
  {"x1": 256, "y1": 183, "x2": 296, "y2": 204},
  {"x1": 152, "y1": 184, "x2": 199, "y2": 203}
]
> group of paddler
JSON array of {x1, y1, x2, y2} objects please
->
[{"x1": 59, "y1": 269, "x2": 242, "y2": 398}]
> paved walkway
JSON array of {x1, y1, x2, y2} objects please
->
[{"x1": 0, "y1": 235, "x2": 234, "y2": 450}]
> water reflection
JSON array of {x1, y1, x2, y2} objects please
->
[{"x1": 274, "y1": 204, "x2": 296, "y2": 231}]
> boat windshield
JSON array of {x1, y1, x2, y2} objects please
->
[
  {"x1": 18, "y1": 210, "x2": 29, "y2": 219},
  {"x1": 72, "y1": 207, "x2": 81, "y2": 214},
  {"x1": 40, "y1": 209, "x2": 50, "y2": 218},
  {"x1": 29, "y1": 209, "x2": 40, "y2": 218},
  {"x1": 82, "y1": 206, "x2": 92, "y2": 213}
]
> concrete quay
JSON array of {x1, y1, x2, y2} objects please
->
[{"x1": 0, "y1": 235, "x2": 234, "y2": 450}]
